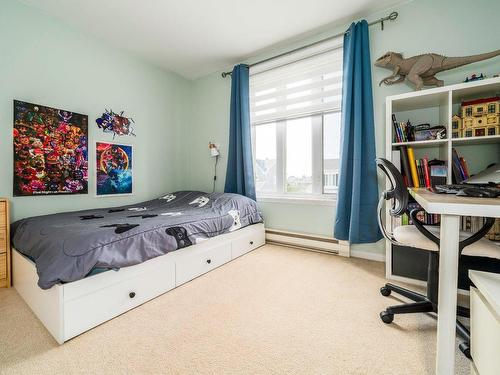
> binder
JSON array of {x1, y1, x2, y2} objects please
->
[
  {"x1": 400, "y1": 146, "x2": 413, "y2": 187},
  {"x1": 423, "y1": 157, "x2": 431, "y2": 188},
  {"x1": 407, "y1": 147, "x2": 420, "y2": 188},
  {"x1": 451, "y1": 148, "x2": 464, "y2": 183}
]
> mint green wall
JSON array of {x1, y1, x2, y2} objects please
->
[
  {"x1": 187, "y1": 0, "x2": 500, "y2": 256},
  {"x1": 2, "y1": 0, "x2": 499, "y2": 255},
  {"x1": 0, "y1": 0, "x2": 192, "y2": 221}
]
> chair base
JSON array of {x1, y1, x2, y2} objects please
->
[{"x1": 380, "y1": 283, "x2": 471, "y2": 359}]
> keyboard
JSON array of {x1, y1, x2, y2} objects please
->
[
  {"x1": 433, "y1": 184, "x2": 500, "y2": 197},
  {"x1": 434, "y1": 184, "x2": 470, "y2": 194}
]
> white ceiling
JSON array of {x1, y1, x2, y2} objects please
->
[{"x1": 19, "y1": 0, "x2": 403, "y2": 80}]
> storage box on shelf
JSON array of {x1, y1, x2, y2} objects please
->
[
  {"x1": 0, "y1": 198, "x2": 10, "y2": 288},
  {"x1": 385, "y1": 77, "x2": 500, "y2": 285}
]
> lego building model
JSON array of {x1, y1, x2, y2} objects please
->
[
  {"x1": 451, "y1": 115, "x2": 462, "y2": 138},
  {"x1": 452, "y1": 96, "x2": 500, "y2": 138}
]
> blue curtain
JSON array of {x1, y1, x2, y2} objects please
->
[
  {"x1": 224, "y1": 64, "x2": 256, "y2": 201},
  {"x1": 334, "y1": 21, "x2": 382, "y2": 244}
]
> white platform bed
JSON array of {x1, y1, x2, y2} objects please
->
[{"x1": 13, "y1": 223, "x2": 265, "y2": 344}]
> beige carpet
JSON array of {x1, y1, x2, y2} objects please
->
[{"x1": 0, "y1": 244, "x2": 469, "y2": 374}]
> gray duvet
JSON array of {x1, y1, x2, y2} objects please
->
[{"x1": 11, "y1": 191, "x2": 263, "y2": 289}]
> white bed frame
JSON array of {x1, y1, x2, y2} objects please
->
[{"x1": 13, "y1": 223, "x2": 265, "y2": 344}]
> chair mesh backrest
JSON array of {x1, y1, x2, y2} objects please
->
[{"x1": 376, "y1": 158, "x2": 408, "y2": 217}]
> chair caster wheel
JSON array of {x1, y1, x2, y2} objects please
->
[
  {"x1": 459, "y1": 342, "x2": 471, "y2": 360},
  {"x1": 380, "y1": 286, "x2": 391, "y2": 297},
  {"x1": 380, "y1": 311, "x2": 394, "y2": 324}
]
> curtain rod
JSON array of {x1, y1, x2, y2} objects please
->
[{"x1": 221, "y1": 11, "x2": 398, "y2": 78}]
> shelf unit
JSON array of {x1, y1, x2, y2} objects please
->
[
  {"x1": 384, "y1": 77, "x2": 500, "y2": 284},
  {"x1": 391, "y1": 138, "x2": 448, "y2": 148}
]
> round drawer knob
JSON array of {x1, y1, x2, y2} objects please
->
[
  {"x1": 129, "y1": 292, "x2": 136, "y2": 299},
  {"x1": 250, "y1": 241, "x2": 254, "y2": 245},
  {"x1": 206, "y1": 259, "x2": 211, "y2": 264}
]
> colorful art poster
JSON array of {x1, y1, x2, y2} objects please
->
[
  {"x1": 95, "y1": 142, "x2": 133, "y2": 196},
  {"x1": 13, "y1": 100, "x2": 88, "y2": 196}
]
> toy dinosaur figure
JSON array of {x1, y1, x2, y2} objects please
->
[{"x1": 375, "y1": 49, "x2": 500, "y2": 90}]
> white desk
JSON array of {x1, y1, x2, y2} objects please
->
[{"x1": 409, "y1": 188, "x2": 500, "y2": 375}]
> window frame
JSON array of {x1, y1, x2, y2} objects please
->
[
  {"x1": 249, "y1": 39, "x2": 343, "y2": 204},
  {"x1": 251, "y1": 110, "x2": 340, "y2": 203}
]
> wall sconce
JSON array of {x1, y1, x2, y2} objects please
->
[{"x1": 208, "y1": 142, "x2": 220, "y2": 157}]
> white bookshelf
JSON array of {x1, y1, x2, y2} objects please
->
[
  {"x1": 384, "y1": 77, "x2": 500, "y2": 282},
  {"x1": 390, "y1": 139, "x2": 448, "y2": 148}
]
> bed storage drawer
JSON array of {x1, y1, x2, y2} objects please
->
[
  {"x1": 231, "y1": 227, "x2": 266, "y2": 259},
  {"x1": 14, "y1": 223, "x2": 265, "y2": 344},
  {"x1": 175, "y1": 243, "x2": 232, "y2": 286},
  {"x1": 64, "y1": 259, "x2": 175, "y2": 340}
]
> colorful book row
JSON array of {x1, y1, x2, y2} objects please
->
[
  {"x1": 393, "y1": 146, "x2": 446, "y2": 188},
  {"x1": 391, "y1": 202, "x2": 440, "y2": 227},
  {"x1": 392, "y1": 114, "x2": 413, "y2": 143}
]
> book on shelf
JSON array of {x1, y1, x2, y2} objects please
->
[
  {"x1": 422, "y1": 158, "x2": 431, "y2": 188},
  {"x1": 407, "y1": 147, "x2": 420, "y2": 188},
  {"x1": 416, "y1": 159, "x2": 426, "y2": 187},
  {"x1": 461, "y1": 217, "x2": 500, "y2": 241},
  {"x1": 399, "y1": 145, "x2": 413, "y2": 187},
  {"x1": 451, "y1": 148, "x2": 470, "y2": 183},
  {"x1": 487, "y1": 219, "x2": 500, "y2": 241}
]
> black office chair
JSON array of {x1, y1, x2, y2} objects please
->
[{"x1": 376, "y1": 158, "x2": 496, "y2": 359}]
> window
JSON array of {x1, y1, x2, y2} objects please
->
[
  {"x1": 250, "y1": 38, "x2": 343, "y2": 199},
  {"x1": 254, "y1": 122, "x2": 277, "y2": 193}
]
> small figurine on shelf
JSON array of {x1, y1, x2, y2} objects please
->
[{"x1": 464, "y1": 73, "x2": 485, "y2": 83}]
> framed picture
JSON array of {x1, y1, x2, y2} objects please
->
[
  {"x1": 13, "y1": 100, "x2": 88, "y2": 196},
  {"x1": 95, "y1": 141, "x2": 133, "y2": 196}
]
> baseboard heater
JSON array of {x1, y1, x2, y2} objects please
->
[{"x1": 265, "y1": 229, "x2": 350, "y2": 257}]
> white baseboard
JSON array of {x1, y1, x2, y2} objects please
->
[
  {"x1": 350, "y1": 249, "x2": 386, "y2": 262},
  {"x1": 265, "y1": 228, "x2": 350, "y2": 257}
]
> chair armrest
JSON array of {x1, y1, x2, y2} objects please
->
[
  {"x1": 459, "y1": 217, "x2": 496, "y2": 253},
  {"x1": 377, "y1": 196, "x2": 400, "y2": 245},
  {"x1": 409, "y1": 208, "x2": 440, "y2": 247},
  {"x1": 410, "y1": 210, "x2": 495, "y2": 254}
]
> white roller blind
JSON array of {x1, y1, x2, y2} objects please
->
[{"x1": 250, "y1": 38, "x2": 343, "y2": 125}]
